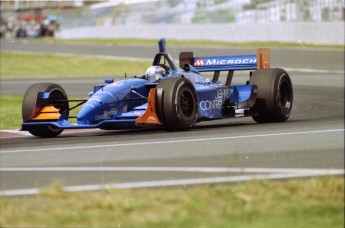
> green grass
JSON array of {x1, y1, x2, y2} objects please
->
[
  {"x1": 0, "y1": 95, "x2": 23, "y2": 130},
  {"x1": 0, "y1": 176, "x2": 343, "y2": 227},
  {"x1": 0, "y1": 52, "x2": 150, "y2": 78},
  {"x1": 33, "y1": 37, "x2": 345, "y2": 49},
  {"x1": 0, "y1": 95, "x2": 83, "y2": 130}
]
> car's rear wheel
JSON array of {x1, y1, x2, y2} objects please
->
[
  {"x1": 22, "y1": 83, "x2": 68, "y2": 137},
  {"x1": 249, "y1": 68, "x2": 293, "y2": 123},
  {"x1": 156, "y1": 77, "x2": 198, "y2": 131}
]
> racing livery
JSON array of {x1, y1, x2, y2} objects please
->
[{"x1": 21, "y1": 39, "x2": 293, "y2": 137}]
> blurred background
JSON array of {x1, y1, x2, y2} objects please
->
[{"x1": 1, "y1": 0, "x2": 344, "y2": 44}]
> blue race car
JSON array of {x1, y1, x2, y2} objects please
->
[{"x1": 21, "y1": 39, "x2": 293, "y2": 137}]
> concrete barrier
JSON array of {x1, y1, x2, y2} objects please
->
[{"x1": 56, "y1": 22, "x2": 344, "y2": 45}]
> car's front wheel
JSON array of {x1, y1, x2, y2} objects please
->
[
  {"x1": 156, "y1": 77, "x2": 198, "y2": 131},
  {"x1": 22, "y1": 83, "x2": 69, "y2": 137}
]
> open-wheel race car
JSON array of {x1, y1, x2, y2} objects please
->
[{"x1": 21, "y1": 39, "x2": 293, "y2": 137}]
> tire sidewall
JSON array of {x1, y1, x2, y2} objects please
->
[
  {"x1": 250, "y1": 68, "x2": 293, "y2": 122},
  {"x1": 29, "y1": 125, "x2": 63, "y2": 138},
  {"x1": 22, "y1": 83, "x2": 68, "y2": 137},
  {"x1": 174, "y1": 80, "x2": 198, "y2": 128},
  {"x1": 22, "y1": 83, "x2": 68, "y2": 121},
  {"x1": 157, "y1": 77, "x2": 198, "y2": 130}
]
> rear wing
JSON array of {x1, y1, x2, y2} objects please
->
[{"x1": 179, "y1": 48, "x2": 271, "y2": 72}]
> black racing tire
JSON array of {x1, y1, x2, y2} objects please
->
[
  {"x1": 22, "y1": 83, "x2": 69, "y2": 137},
  {"x1": 249, "y1": 68, "x2": 293, "y2": 123},
  {"x1": 28, "y1": 125, "x2": 65, "y2": 138},
  {"x1": 156, "y1": 77, "x2": 198, "y2": 131}
]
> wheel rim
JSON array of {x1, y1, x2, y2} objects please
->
[
  {"x1": 49, "y1": 91, "x2": 68, "y2": 114},
  {"x1": 279, "y1": 81, "x2": 292, "y2": 113},
  {"x1": 179, "y1": 90, "x2": 194, "y2": 118}
]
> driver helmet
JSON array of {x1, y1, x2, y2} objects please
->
[{"x1": 145, "y1": 66, "x2": 166, "y2": 82}]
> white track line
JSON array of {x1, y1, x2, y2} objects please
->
[
  {"x1": 1, "y1": 168, "x2": 343, "y2": 197},
  {"x1": 0, "y1": 166, "x2": 343, "y2": 174},
  {"x1": 1, "y1": 129, "x2": 344, "y2": 154},
  {"x1": 285, "y1": 67, "x2": 344, "y2": 74}
]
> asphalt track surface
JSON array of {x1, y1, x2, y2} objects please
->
[{"x1": 0, "y1": 39, "x2": 344, "y2": 196}]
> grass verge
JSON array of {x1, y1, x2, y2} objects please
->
[
  {"x1": 0, "y1": 95, "x2": 22, "y2": 130},
  {"x1": 0, "y1": 52, "x2": 150, "y2": 78},
  {"x1": 33, "y1": 37, "x2": 345, "y2": 49},
  {"x1": 0, "y1": 176, "x2": 343, "y2": 227}
]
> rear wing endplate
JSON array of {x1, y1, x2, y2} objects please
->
[{"x1": 179, "y1": 48, "x2": 270, "y2": 72}]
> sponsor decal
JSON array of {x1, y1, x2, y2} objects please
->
[
  {"x1": 199, "y1": 88, "x2": 230, "y2": 111},
  {"x1": 147, "y1": 116, "x2": 158, "y2": 123},
  {"x1": 194, "y1": 58, "x2": 204, "y2": 66},
  {"x1": 215, "y1": 88, "x2": 230, "y2": 100},
  {"x1": 285, "y1": 101, "x2": 291, "y2": 109},
  {"x1": 194, "y1": 57, "x2": 256, "y2": 67},
  {"x1": 133, "y1": 111, "x2": 142, "y2": 116},
  {"x1": 200, "y1": 100, "x2": 222, "y2": 111},
  {"x1": 95, "y1": 111, "x2": 116, "y2": 121}
]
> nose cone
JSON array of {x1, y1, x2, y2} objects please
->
[
  {"x1": 77, "y1": 78, "x2": 148, "y2": 126},
  {"x1": 77, "y1": 87, "x2": 115, "y2": 125},
  {"x1": 77, "y1": 100, "x2": 103, "y2": 125}
]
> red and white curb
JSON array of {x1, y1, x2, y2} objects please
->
[
  {"x1": 0, "y1": 130, "x2": 31, "y2": 138},
  {"x1": 0, "y1": 129, "x2": 101, "y2": 138}
]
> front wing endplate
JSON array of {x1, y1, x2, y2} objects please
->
[{"x1": 135, "y1": 88, "x2": 162, "y2": 126}]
